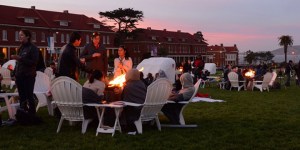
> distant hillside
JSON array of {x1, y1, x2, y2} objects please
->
[{"x1": 271, "y1": 45, "x2": 300, "y2": 55}]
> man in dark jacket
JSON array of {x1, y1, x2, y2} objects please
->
[
  {"x1": 80, "y1": 32, "x2": 108, "y2": 77},
  {"x1": 56, "y1": 32, "x2": 85, "y2": 81}
]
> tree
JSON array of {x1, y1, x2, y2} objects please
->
[
  {"x1": 99, "y1": 8, "x2": 144, "y2": 45},
  {"x1": 244, "y1": 50, "x2": 255, "y2": 64},
  {"x1": 278, "y1": 35, "x2": 293, "y2": 63}
]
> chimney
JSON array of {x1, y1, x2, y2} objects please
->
[
  {"x1": 221, "y1": 43, "x2": 223, "y2": 47},
  {"x1": 63, "y1": 10, "x2": 69, "y2": 13},
  {"x1": 31, "y1": 6, "x2": 35, "y2": 9},
  {"x1": 163, "y1": 29, "x2": 167, "y2": 31},
  {"x1": 234, "y1": 44, "x2": 237, "y2": 47},
  {"x1": 177, "y1": 30, "x2": 181, "y2": 33},
  {"x1": 147, "y1": 27, "x2": 151, "y2": 30}
]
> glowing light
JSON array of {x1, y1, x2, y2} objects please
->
[
  {"x1": 108, "y1": 67, "x2": 144, "y2": 87},
  {"x1": 245, "y1": 69, "x2": 255, "y2": 78}
]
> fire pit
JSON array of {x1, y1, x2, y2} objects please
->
[{"x1": 243, "y1": 69, "x2": 255, "y2": 90}]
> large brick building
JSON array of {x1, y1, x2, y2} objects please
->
[
  {"x1": 206, "y1": 44, "x2": 239, "y2": 67},
  {"x1": 0, "y1": 5, "x2": 116, "y2": 64},
  {"x1": 123, "y1": 28, "x2": 208, "y2": 65}
]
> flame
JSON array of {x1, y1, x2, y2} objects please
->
[
  {"x1": 179, "y1": 67, "x2": 183, "y2": 73},
  {"x1": 108, "y1": 67, "x2": 145, "y2": 87},
  {"x1": 245, "y1": 69, "x2": 255, "y2": 78}
]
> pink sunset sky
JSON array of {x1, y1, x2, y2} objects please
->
[{"x1": 1, "y1": 0, "x2": 299, "y2": 52}]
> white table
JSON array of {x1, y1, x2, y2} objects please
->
[{"x1": 85, "y1": 102, "x2": 124, "y2": 137}]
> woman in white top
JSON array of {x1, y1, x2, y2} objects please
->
[
  {"x1": 114, "y1": 46, "x2": 132, "y2": 78},
  {"x1": 83, "y1": 70, "x2": 106, "y2": 96}
]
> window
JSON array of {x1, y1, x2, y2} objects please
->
[
  {"x1": 2, "y1": 30, "x2": 7, "y2": 41},
  {"x1": 151, "y1": 36, "x2": 156, "y2": 40},
  {"x1": 102, "y1": 36, "x2": 106, "y2": 44},
  {"x1": 24, "y1": 18, "x2": 35, "y2": 24},
  {"x1": 32, "y1": 32, "x2": 36, "y2": 42},
  {"x1": 53, "y1": 33, "x2": 57, "y2": 43},
  {"x1": 60, "y1": 21, "x2": 68, "y2": 26},
  {"x1": 93, "y1": 24, "x2": 100, "y2": 29},
  {"x1": 66, "y1": 34, "x2": 70, "y2": 43},
  {"x1": 15, "y1": 31, "x2": 19, "y2": 41},
  {"x1": 61, "y1": 34, "x2": 65, "y2": 43},
  {"x1": 41, "y1": 32, "x2": 45, "y2": 42},
  {"x1": 86, "y1": 35, "x2": 89, "y2": 43},
  {"x1": 168, "y1": 37, "x2": 172, "y2": 42},
  {"x1": 106, "y1": 36, "x2": 110, "y2": 44}
]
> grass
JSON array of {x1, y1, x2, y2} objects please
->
[{"x1": 1, "y1": 80, "x2": 300, "y2": 149}]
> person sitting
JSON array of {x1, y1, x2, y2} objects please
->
[
  {"x1": 145, "y1": 73, "x2": 154, "y2": 86},
  {"x1": 120, "y1": 69, "x2": 147, "y2": 133},
  {"x1": 83, "y1": 70, "x2": 105, "y2": 97},
  {"x1": 161, "y1": 73, "x2": 195, "y2": 124}
]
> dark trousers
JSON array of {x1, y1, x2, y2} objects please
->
[
  {"x1": 16, "y1": 76, "x2": 36, "y2": 114},
  {"x1": 285, "y1": 74, "x2": 291, "y2": 86}
]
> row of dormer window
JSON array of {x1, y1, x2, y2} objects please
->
[
  {"x1": 1, "y1": 30, "x2": 110, "y2": 44},
  {"x1": 23, "y1": 17, "x2": 100, "y2": 28}
]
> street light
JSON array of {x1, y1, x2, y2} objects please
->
[{"x1": 292, "y1": 51, "x2": 295, "y2": 62}]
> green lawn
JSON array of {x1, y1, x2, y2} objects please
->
[{"x1": 1, "y1": 81, "x2": 300, "y2": 149}]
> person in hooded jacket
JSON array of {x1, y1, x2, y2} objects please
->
[{"x1": 161, "y1": 73, "x2": 195, "y2": 124}]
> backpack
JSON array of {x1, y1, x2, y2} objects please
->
[{"x1": 15, "y1": 109, "x2": 43, "y2": 125}]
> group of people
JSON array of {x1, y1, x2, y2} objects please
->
[{"x1": 4, "y1": 29, "x2": 193, "y2": 134}]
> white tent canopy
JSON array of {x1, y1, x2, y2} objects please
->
[
  {"x1": 204, "y1": 63, "x2": 216, "y2": 74},
  {"x1": 136, "y1": 57, "x2": 176, "y2": 83}
]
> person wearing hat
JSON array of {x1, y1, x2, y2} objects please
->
[{"x1": 80, "y1": 32, "x2": 108, "y2": 77}]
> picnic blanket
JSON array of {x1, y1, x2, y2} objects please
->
[{"x1": 192, "y1": 97, "x2": 225, "y2": 103}]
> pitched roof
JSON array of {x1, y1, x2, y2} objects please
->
[
  {"x1": 127, "y1": 28, "x2": 208, "y2": 45},
  {"x1": 0, "y1": 5, "x2": 113, "y2": 32}
]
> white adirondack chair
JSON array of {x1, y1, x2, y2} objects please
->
[
  {"x1": 228, "y1": 72, "x2": 244, "y2": 91},
  {"x1": 44, "y1": 67, "x2": 55, "y2": 81},
  {"x1": 268, "y1": 72, "x2": 277, "y2": 87},
  {"x1": 253, "y1": 72, "x2": 273, "y2": 92},
  {"x1": 0, "y1": 67, "x2": 15, "y2": 89},
  {"x1": 51, "y1": 76, "x2": 92, "y2": 134},
  {"x1": 123, "y1": 78, "x2": 172, "y2": 134},
  {"x1": 35, "y1": 71, "x2": 53, "y2": 115},
  {"x1": 162, "y1": 78, "x2": 201, "y2": 128}
]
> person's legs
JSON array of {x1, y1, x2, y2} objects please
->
[
  {"x1": 15, "y1": 76, "x2": 28, "y2": 111},
  {"x1": 285, "y1": 74, "x2": 291, "y2": 86},
  {"x1": 24, "y1": 76, "x2": 36, "y2": 114}
]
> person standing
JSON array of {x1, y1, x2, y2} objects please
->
[
  {"x1": 80, "y1": 32, "x2": 108, "y2": 77},
  {"x1": 285, "y1": 60, "x2": 293, "y2": 87},
  {"x1": 113, "y1": 46, "x2": 132, "y2": 78},
  {"x1": 56, "y1": 32, "x2": 85, "y2": 81},
  {"x1": 11, "y1": 29, "x2": 39, "y2": 114}
]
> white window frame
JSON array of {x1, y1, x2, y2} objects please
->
[
  {"x1": 53, "y1": 33, "x2": 57, "y2": 43},
  {"x1": 2, "y1": 30, "x2": 8, "y2": 41},
  {"x1": 86, "y1": 35, "x2": 89, "y2": 43},
  {"x1": 60, "y1": 21, "x2": 68, "y2": 26},
  {"x1": 102, "y1": 36, "x2": 106, "y2": 44},
  {"x1": 93, "y1": 24, "x2": 100, "y2": 29},
  {"x1": 66, "y1": 34, "x2": 70, "y2": 43},
  {"x1": 24, "y1": 18, "x2": 35, "y2": 24},
  {"x1": 61, "y1": 34, "x2": 65, "y2": 43},
  {"x1": 32, "y1": 32, "x2": 36, "y2": 42},
  {"x1": 41, "y1": 32, "x2": 45, "y2": 42},
  {"x1": 106, "y1": 35, "x2": 110, "y2": 44},
  {"x1": 15, "y1": 31, "x2": 19, "y2": 41}
]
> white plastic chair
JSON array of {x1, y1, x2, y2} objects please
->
[
  {"x1": 34, "y1": 71, "x2": 53, "y2": 115},
  {"x1": 51, "y1": 76, "x2": 92, "y2": 134},
  {"x1": 44, "y1": 67, "x2": 55, "y2": 81},
  {"x1": 269, "y1": 72, "x2": 277, "y2": 87},
  {"x1": 123, "y1": 78, "x2": 172, "y2": 134},
  {"x1": 253, "y1": 72, "x2": 273, "y2": 92},
  {"x1": 162, "y1": 78, "x2": 201, "y2": 128},
  {"x1": 0, "y1": 67, "x2": 15, "y2": 89},
  {"x1": 228, "y1": 72, "x2": 244, "y2": 91}
]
